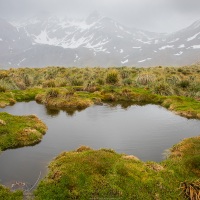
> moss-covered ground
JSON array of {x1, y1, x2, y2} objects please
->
[
  {"x1": 0, "y1": 112, "x2": 47, "y2": 151},
  {"x1": 0, "y1": 185, "x2": 22, "y2": 200},
  {"x1": 34, "y1": 137, "x2": 200, "y2": 199}
]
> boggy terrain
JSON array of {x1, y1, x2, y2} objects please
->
[
  {"x1": 34, "y1": 140, "x2": 200, "y2": 200},
  {"x1": 0, "y1": 65, "x2": 200, "y2": 199}
]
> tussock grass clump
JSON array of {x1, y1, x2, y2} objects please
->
[
  {"x1": 0, "y1": 112, "x2": 47, "y2": 150},
  {"x1": 71, "y1": 77, "x2": 84, "y2": 86},
  {"x1": 180, "y1": 180, "x2": 200, "y2": 200},
  {"x1": 76, "y1": 145, "x2": 92, "y2": 152},
  {"x1": 46, "y1": 88, "x2": 59, "y2": 98},
  {"x1": 136, "y1": 72, "x2": 155, "y2": 86},
  {"x1": 152, "y1": 82, "x2": 175, "y2": 96},
  {"x1": 106, "y1": 69, "x2": 120, "y2": 85},
  {"x1": 179, "y1": 80, "x2": 190, "y2": 88},
  {"x1": 0, "y1": 85, "x2": 6, "y2": 92},
  {"x1": 42, "y1": 80, "x2": 56, "y2": 88}
]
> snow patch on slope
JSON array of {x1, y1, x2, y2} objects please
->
[
  {"x1": 136, "y1": 39, "x2": 151, "y2": 44},
  {"x1": 17, "y1": 58, "x2": 26, "y2": 66},
  {"x1": 121, "y1": 59, "x2": 128, "y2": 64},
  {"x1": 34, "y1": 30, "x2": 59, "y2": 46},
  {"x1": 168, "y1": 38, "x2": 179, "y2": 43},
  {"x1": 34, "y1": 29, "x2": 109, "y2": 51},
  {"x1": 159, "y1": 45, "x2": 174, "y2": 50},
  {"x1": 154, "y1": 40, "x2": 159, "y2": 44},
  {"x1": 84, "y1": 40, "x2": 109, "y2": 52},
  {"x1": 138, "y1": 58, "x2": 152, "y2": 63},
  {"x1": 189, "y1": 45, "x2": 200, "y2": 49},
  {"x1": 174, "y1": 51, "x2": 183, "y2": 56},
  {"x1": 132, "y1": 46, "x2": 141, "y2": 49},
  {"x1": 187, "y1": 32, "x2": 200, "y2": 41},
  {"x1": 123, "y1": 55, "x2": 129, "y2": 59},
  {"x1": 178, "y1": 44, "x2": 185, "y2": 48}
]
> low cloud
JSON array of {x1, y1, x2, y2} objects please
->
[{"x1": 0, "y1": 0, "x2": 200, "y2": 32}]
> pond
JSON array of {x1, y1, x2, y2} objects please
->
[{"x1": 0, "y1": 101, "x2": 200, "y2": 189}]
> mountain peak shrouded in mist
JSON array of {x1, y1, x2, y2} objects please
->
[
  {"x1": 189, "y1": 19, "x2": 200, "y2": 29},
  {"x1": 0, "y1": 14, "x2": 200, "y2": 68},
  {"x1": 86, "y1": 11, "x2": 102, "y2": 24}
]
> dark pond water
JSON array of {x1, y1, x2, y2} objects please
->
[{"x1": 0, "y1": 101, "x2": 200, "y2": 189}]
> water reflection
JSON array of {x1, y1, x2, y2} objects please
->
[
  {"x1": 44, "y1": 101, "x2": 146, "y2": 117},
  {"x1": 45, "y1": 107, "x2": 60, "y2": 117},
  {"x1": 45, "y1": 105, "x2": 87, "y2": 116},
  {"x1": 108, "y1": 101, "x2": 147, "y2": 109}
]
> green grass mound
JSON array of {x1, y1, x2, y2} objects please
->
[
  {"x1": 35, "y1": 146, "x2": 189, "y2": 200},
  {"x1": 162, "y1": 136, "x2": 200, "y2": 200},
  {"x1": 0, "y1": 112, "x2": 47, "y2": 150},
  {"x1": 0, "y1": 88, "x2": 45, "y2": 108},
  {"x1": 0, "y1": 185, "x2": 22, "y2": 200},
  {"x1": 35, "y1": 88, "x2": 93, "y2": 110},
  {"x1": 167, "y1": 136, "x2": 200, "y2": 177}
]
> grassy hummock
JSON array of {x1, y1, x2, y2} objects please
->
[
  {"x1": 0, "y1": 88, "x2": 45, "y2": 108},
  {"x1": 35, "y1": 88, "x2": 93, "y2": 110},
  {"x1": 0, "y1": 112, "x2": 47, "y2": 150},
  {"x1": 162, "y1": 95, "x2": 200, "y2": 119},
  {"x1": 34, "y1": 138, "x2": 200, "y2": 200},
  {"x1": 1, "y1": 86, "x2": 200, "y2": 119}
]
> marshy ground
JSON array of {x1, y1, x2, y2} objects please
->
[{"x1": 0, "y1": 65, "x2": 200, "y2": 199}]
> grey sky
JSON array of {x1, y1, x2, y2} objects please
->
[{"x1": 0, "y1": 0, "x2": 200, "y2": 33}]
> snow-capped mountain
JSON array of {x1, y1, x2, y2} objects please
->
[{"x1": 0, "y1": 12, "x2": 200, "y2": 68}]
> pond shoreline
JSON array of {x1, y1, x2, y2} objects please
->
[
  {"x1": 0, "y1": 99, "x2": 198, "y2": 199},
  {"x1": 0, "y1": 86, "x2": 200, "y2": 199}
]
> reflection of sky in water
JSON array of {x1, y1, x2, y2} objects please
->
[{"x1": 0, "y1": 101, "x2": 200, "y2": 187}]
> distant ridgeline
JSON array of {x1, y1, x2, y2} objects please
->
[{"x1": 0, "y1": 13, "x2": 200, "y2": 68}]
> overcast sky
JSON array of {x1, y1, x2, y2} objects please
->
[{"x1": 0, "y1": 0, "x2": 200, "y2": 33}]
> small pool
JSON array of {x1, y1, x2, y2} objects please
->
[{"x1": 0, "y1": 101, "x2": 200, "y2": 188}]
